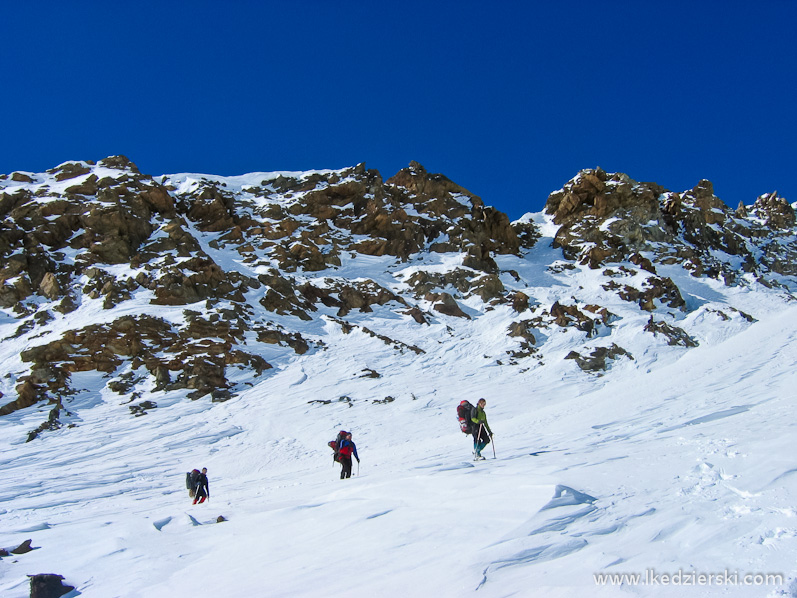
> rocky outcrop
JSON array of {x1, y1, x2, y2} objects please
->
[
  {"x1": 1, "y1": 157, "x2": 794, "y2": 436},
  {"x1": 602, "y1": 274, "x2": 686, "y2": 312},
  {"x1": 549, "y1": 301, "x2": 612, "y2": 336},
  {"x1": 565, "y1": 344, "x2": 633, "y2": 372},
  {"x1": 507, "y1": 319, "x2": 536, "y2": 359},
  {"x1": 404, "y1": 268, "x2": 505, "y2": 303},
  {"x1": 644, "y1": 317, "x2": 698, "y2": 347},
  {"x1": 0, "y1": 312, "x2": 273, "y2": 418},
  {"x1": 386, "y1": 161, "x2": 529, "y2": 267},
  {"x1": 750, "y1": 191, "x2": 795, "y2": 229},
  {"x1": 547, "y1": 167, "x2": 797, "y2": 290}
]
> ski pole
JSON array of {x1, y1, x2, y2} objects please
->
[{"x1": 487, "y1": 430, "x2": 496, "y2": 459}]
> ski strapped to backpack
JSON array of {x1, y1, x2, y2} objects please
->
[
  {"x1": 186, "y1": 469, "x2": 200, "y2": 497},
  {"x1": 328, "y1": 430, "x2": 349, "y2": 462},
  {"x1": 457, "y1": 400, "x2": 475, "y2": 434}
]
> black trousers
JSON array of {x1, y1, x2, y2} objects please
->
[
  {"x1": 472, "y1": 425, "x2": 491, "y2": 445},
  {"x1": 340, "y1": 456, "x2": 353, "y2": 479}
]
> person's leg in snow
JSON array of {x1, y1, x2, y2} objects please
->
[{"x1": 340, "y1": 455, "x2": 353, "y2": 479}]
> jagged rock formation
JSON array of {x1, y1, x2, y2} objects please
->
[
  {"x1": 1, "y1": 158, "x2": 795, "y2": 439},
  {"x1": 546, "y1": 168, "x2": 797, "y2": 282}
]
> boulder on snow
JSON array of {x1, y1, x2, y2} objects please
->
[
  {"x1": 11, "y1": 539, "x2": 34, "y2": 554},
  {"x1": 427, "y1": 292, "x2": 470, "y2": 319},
  {"x1": 510, "y1": 291, "x2": 529, "y2": 313},
  {"x1": 11, "y1": 172, "x2": 34, "y2": 183},
  {"x1": 28, "y1": 573, "x2": 74, "y2": 598}
]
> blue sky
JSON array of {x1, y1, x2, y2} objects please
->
[{"x1": 3, "y1": 1, "x2": 795, "y2": 218}]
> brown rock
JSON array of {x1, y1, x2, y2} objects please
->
[
  {"x1": 0, "y1": 253, "x2": 27, "y2": 284},
  {"x1": 0, "y1": 381, "x2": 43, "y2": 415},
  {"x1": 469, "y1": 274, "x2": 504, "y2": 302},
  {"x1": 10, "y1": 538, "x2": 34, "y2": 554},
  {"x1": 11, "y1": 172, "x2": 34, "y2": 183},
  {"x1": 427, "y1": 292, "x2": 470, "y2": 319},
  {"x1": 752, "y1": 191, "x2": 795, "y2": 229},
  {"x1": 630, "y1": 253, "x2": 656, "y2": 274},
  {"x1": 98, "y1": 155, "x2": 140, "y2": 173},
  {"x1": 508, "y1": 320, "x2": 536, "y2": 345},
  {"x1": 565, "y1": 344, "x2": 633, "y2": 372},
  {"x1": 644, "y1": 317, "x2": 698, "y2": 347},
  {"x1": 139, "y1": 183, "x2": 176, "y2": 216},
  {"x1": 185, "y1": 184, "x2": 235, "y2": 232},
  {"x1": 65, "y1": 174, "x2": 98, "y2": 195},
  {"x1": 404, "y1": 306, "x2": 428, "y2": 324},
  {"x1": 550, "y1": 301, "x2": 597, "y2": 334},
  {"x1": 28, "y1": 573, "x2": 74, "y2": 598},
  {"x1": 510, "y1": 291, "x2": 529, "y2": 313},
  {"x1": 52, "y1": 162, "x2": 91, "y2": 182},
  {"x1": 735, "y1": 201, "x2": 748, "y2": 218},
  {"x1": 38, "y1": 272, "x2": 61, "y2": 299}
]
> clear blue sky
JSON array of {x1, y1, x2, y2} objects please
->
[{"x1": 3, "y1": 1, "x2": 795, "y2": 218}]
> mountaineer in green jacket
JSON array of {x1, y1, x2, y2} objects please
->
[{"x1": 471, "y1": 398, "x2": 493, "y2": 460}]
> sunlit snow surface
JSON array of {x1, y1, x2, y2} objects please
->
[{"x1": 1, "y1": 207, "x2": 796, "y2": 597}]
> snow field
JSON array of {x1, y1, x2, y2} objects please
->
[{"x1": 2, "y1": 304, "x2": 796, "y2": 596}]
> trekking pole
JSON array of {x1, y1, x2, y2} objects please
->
[
  {"x1": 475, "y1": 423, "x2": 484, "y2": 458},
  {"x1": 357, "y1": 460, "x2": 360, "y2": 476},
  {"x1": 488, "y1": 431, "x2": 496, "y2": 459}
]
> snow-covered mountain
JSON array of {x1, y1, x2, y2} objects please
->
[{"x1": 1, "y1": 157, "x2": 795, "y2": 597}]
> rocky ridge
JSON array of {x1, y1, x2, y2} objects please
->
[{"x1": 0, "y1": 158, "x2": 794, "y2": 440}]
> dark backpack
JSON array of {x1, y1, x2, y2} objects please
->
[
  {"x1": 328, "y1": 430, "x2": 349, "y2": 462},
  {"x1": 186, "y1": 469, "x2": 200, "y2": 489},
  {"x1": 457, "y1": 401, "x2": 474, "y2": 434}
]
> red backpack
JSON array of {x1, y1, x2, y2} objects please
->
[
  {"x1": 328, "y1": 430, "x2": 349, "y2": 462},
  {"x1": 457, "y1": 401, "x2": 474, "y2": 434}
]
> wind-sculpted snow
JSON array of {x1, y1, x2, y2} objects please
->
[{"x1": 0, "y1": 158, "x2": 796, "y2": 596}]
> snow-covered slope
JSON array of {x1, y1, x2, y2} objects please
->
[
  {"x1": 1, "y1": 288, "x2": 795, "y2": 597},
  {"x1": 0, "y1": 159, "x2": 796, "y2": 597}
]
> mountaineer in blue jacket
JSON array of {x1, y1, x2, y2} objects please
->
[{"x1": 337, "y1": 433, "x2": 360, "y2": 479}]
